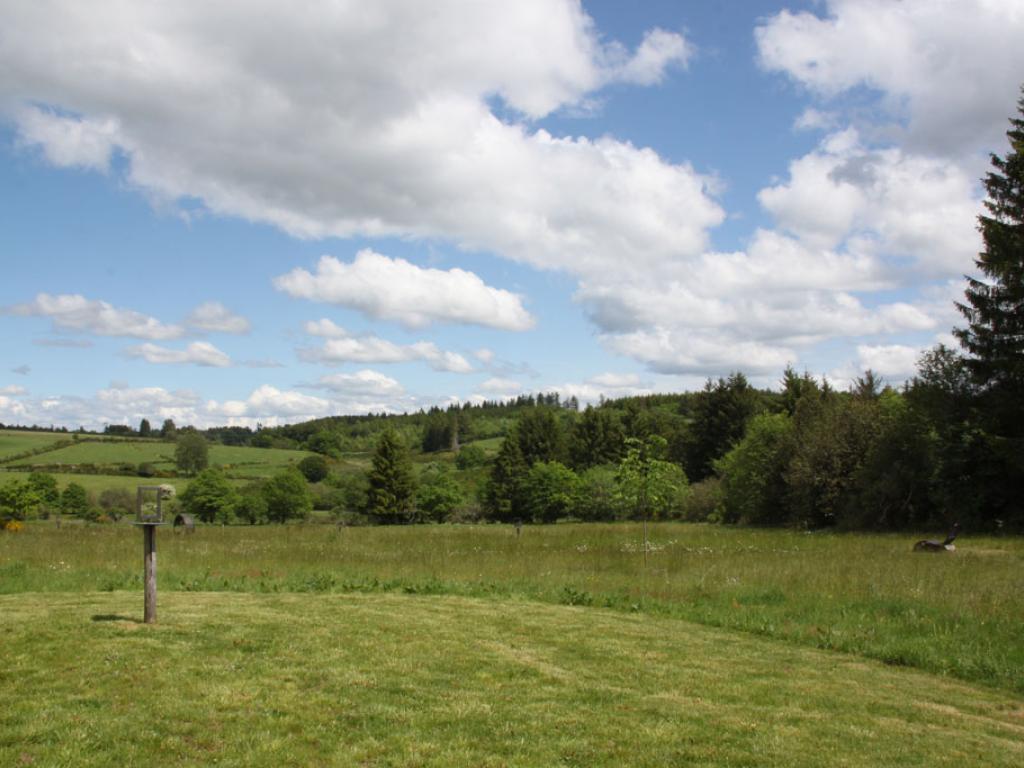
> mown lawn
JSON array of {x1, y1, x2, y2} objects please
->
[
  {"x1": 2, "y1": 522, "x2": 1022, "y2": 695},
  {"x1": 1, "y1": 591, "x2": 1021, "y2": 767}
]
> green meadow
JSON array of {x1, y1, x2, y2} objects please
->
[
  {"x1": 2, "y1": 522, "x2": 1022, "y2": 695},
  {"x1": 0, "y1": 430, "x2": 316, "y2": 493},
  {"x1": 0, "y1": 430, "x2": 74, "y2": 460}
]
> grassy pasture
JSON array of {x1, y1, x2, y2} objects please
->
[
  {"x1": 2, "y1": 591, "x2": 1022, "y2": 767},
  {"x1": 0, "y1": 430, "x2": 72, "y2": 460},
  {"x1": 2, "y1": 522, "x2": 1022, "y2": 695},
  {"x1": 1, "y1": 432, "x2": 314, "y2": 478},
  {"x1": 0, "y1": 470, "x2": 192, "y2": 495}
]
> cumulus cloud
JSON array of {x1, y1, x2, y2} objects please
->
[
  {"x1": 7, "y1": 293, "x2": 184, "y2": 339},
  {"x1": 0, "y1": 381, "x2": 423, "y2": 431},
  {"x1": 0, "y1": 1, "x2": 715, "y2": 281},
  {"x1": 207, "y1": 385, "x2": 332, "y2": 423},
  {"x1": 828, "y1": 343, "x2": 923, "y2": 389},
  {"x1": 310, "y1": 370, "x2": 405, "y2": 397},
  {"x1": 478, "y1": 377, "x2": 522, "y2": 394},
  {"x1": 15, "y1": 105, "x2": 119, "y2": 170},
  {"x1": 854, "y1": 343, "x2": 922, "y2": 378},
  {"x1": 300, "y1": 321, "x2": 473, "y2": 373},
  {"x1": 613, "y1": 28, "x2": 692, "y2": 85},
  {"x1": 756, "y1": 0, "x2": 1024, "y2": 156},
  {"x1": 185, "y1": 301, "x2": 251, "y2": 334},
  {"x1": 0, "y1": 395, "x2": 28, "y2": 419},
  {"x1": 758, "y1": 129, "x2": 982, "y2": 274},
  {"x1": 125, "y1": 341, "x2": 231, "y2": 367},
  {"x1": 1, "y1": 385, "x2": 27, "y2": 396},
  {"x1": 304, "y1": 319, "x2": 348, "y2": 338},
  {"x1": 275, "y1": 251, "x2": 534, "y2": 330}
]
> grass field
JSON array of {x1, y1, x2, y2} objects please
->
[
  {"x1": 2, "y1": 591, "x2": 1021, "y2": 767},
  {"x1": 0, "y1": 470, "x2": 193, "y2": 494},
  {"x1": 0, "y1": 430, "x2": 73, "y2": 461},
  {"x1": 0, "y1": 429, "x2": 314, "y2": 480},
  {"x1": 2, "y1": 522, "x2": 1022, "y2": 697}
]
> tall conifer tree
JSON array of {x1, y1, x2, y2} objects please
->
[
  {"x1": 955, "y1": 89, "x2": 1024, "y2": 434},
  {"x1": 366, "y1": 429, "x2": 416, "y2": 524}
]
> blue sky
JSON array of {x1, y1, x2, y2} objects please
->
[{"x1": 1, "y1": 0, "x2": 1022, "y2": 430}]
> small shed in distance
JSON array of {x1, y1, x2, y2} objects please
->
[{"x1": 172, "y1": 513, "x2": 196, "y2": 533}]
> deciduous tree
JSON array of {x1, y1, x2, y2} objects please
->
[{"x1": 175, "y1": 432, "x2": 209, "y2": 476}]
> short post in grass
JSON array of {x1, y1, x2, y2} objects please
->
[{"x1": 135, "y1": 485, "x2": 174, "y2": 624}]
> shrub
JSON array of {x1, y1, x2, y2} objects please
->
[
  {"x1": 521, "y1": 461, "x2": 580, "y2": 523},
  {"x1": 575, "y1": 465, "x2": 620, "y2": 521},
  {"x1": 416, "y1": 464, "x2": 465, "y2": 522},
  {"x1": 263, "y1": 468, "x2": 312, "y2": 523},
  {"x1": 98, "y1": 487, "x2": 134, "y2": 521},
  {"x1": 715, "y1": 412, "x2": 794, "y2": 525},
  {"x1": 454, "y1": 444, "x2": 488, "y2": 469},
  {"x1": 298, "y1": 454, "x2": 330, "y2": 483},
  {"x1": 60, "y1": 482, "x2": 90, "y2": 518},
  {"x1": 684, "y1": 477, "x2": 724, "y2": 523}
]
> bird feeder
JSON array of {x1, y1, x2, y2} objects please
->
[{"x1": 135, "y1": 485, "x2": 175, "y2": 623}]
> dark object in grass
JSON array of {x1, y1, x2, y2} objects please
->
[
  {"x1": 913, "y1": 523, "x2": 959, "y2": 552},
  {"x1": 173, "y1": 513, "x2": 196, "y2": 533}
]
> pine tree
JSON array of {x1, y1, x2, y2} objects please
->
[
  {"x1": 483, "y1": 428, "x2": 527, "y2": 522},
  {"x1": 366, "y1": 429, "x2": 416, "y2": 524},
  {"x1": 954, "y1": 88, "x2": 1024, "y2": 434}
]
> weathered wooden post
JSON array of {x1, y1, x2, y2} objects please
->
[{"x1": 135, "y1": 485, "x2": 174, "y2": 624}]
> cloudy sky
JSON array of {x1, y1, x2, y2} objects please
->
[{"x1": 2, "y1": 0, "x2": 1022, "y2": 430}]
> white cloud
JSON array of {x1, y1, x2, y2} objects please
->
[
  {"x1": 185, "y1": 301, "x2": 251, "y2": 334},
  {"x1": 756, "y1": 0, "x2": 1024, "y2": 156},
  {"x1": 478, "y1": 377, "x2": 522, "y2": 394},
  {"x1": 0, "y1": 381, "x2": 420, "y2": 431},
  {"x1": 474, "y1": 348, "x2": 495, "y2": 364},
  {"x1": 304, "y1": 319, "x2": 348, "y2": 338},
  {"x1": 552, "y1": 374, "x2": 655, "y2": 405},
  {"x1": 126, "y1": 341, "x2": 231, "y2": 367},
  {"x1": 589, "y1": 372, "x2": 643, "y2": 389},
  {"x1": 855, "y1": 344, "x2": 922, "y2": 378},
  {"x1": 613, "y1": 28, "x2": 692, "y2": 86},
  {"x1": 0, "y1": 1, "x2": 716, "y2": 281},
  {"x1": 207, "y1": 385, "x2": 332, "y2": 423},
  {"x1": 311, "y1": 370, "x2": 404, "y2": 397},
  {"x1": 275, "y1": 250, "x2": 534, "y2": 330},
  {"x1": 828, "y1": 343, "x2": 924, "y2": 389},
  {"x1": 15, "y1": 105, "x2": 119, "y2": 170},
  {"x1": 758, "y1": 130, "x2": 982, "y2": 274},
  {"x1": 7, "y1": 293, "x2": 184, "y2": 340},
  {"x1": 0, "y1": 395, "x2": 29, "y2": 419},
  {"x1": 300, "y1": 323, "x2": 473, "y2": 373},
  {"x1": 1, "y1": 385, "x2": 28, "y2": 396}
]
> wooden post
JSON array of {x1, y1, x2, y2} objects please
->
[
  {"x1": 643, "y1": 517, "x2": 648, "y2": 568},
  {"x1": 143, "y1": 523, "x2": 157, "y2": 624}
]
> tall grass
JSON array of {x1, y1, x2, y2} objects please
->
[{"x1": 2, "y1": 521, "x2": 1022, "y2": 692}]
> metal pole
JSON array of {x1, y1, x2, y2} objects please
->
[{"x1": 143, "y1": 524, "x2": 157, "y2": 624}]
